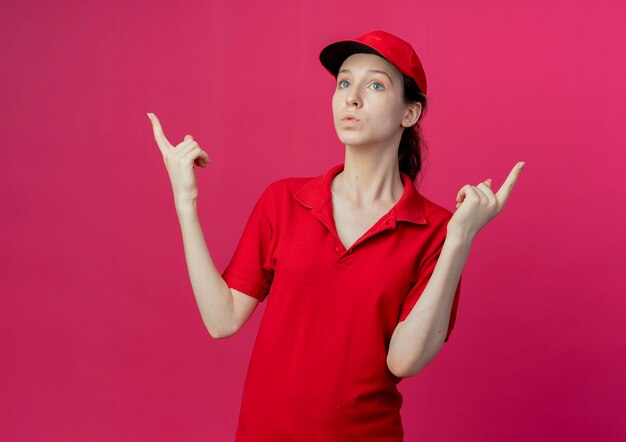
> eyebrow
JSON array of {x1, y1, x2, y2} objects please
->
[{"x1": 337, "y1": 69, "x2": 394, "y2": 85}]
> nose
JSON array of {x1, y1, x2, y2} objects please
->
[{"x1": 345, "y1": 86, "x2": 362, "y2": 108}]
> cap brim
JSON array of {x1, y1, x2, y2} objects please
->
[{"x1": 319, "y1": 41, "x2": 385, "y2": 77}]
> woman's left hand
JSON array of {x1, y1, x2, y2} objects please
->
[{"x1": 447, "y1": 161, "x2": 525, "y2": 241}]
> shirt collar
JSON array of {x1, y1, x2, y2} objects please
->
[{"x1": 294, "y1": 162, "x2": 428, "y2": 225}]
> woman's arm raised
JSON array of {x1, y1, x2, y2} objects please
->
[
  {"x1": 176, "y1": 202, "x2": 259, "y2": 339},
  {"x1": 148, "y1": 113, "x2": 258, "y2": 339},
  {"x1": 388, "y1": 162, "x2": 525, "y2": 377}
]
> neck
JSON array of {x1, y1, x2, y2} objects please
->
[{"x1": 333, "y1": 142, "x2": 404, "y2": 207}]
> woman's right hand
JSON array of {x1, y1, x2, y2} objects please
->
[{"x1": 148, "y1": 112, "x2": 211, "y2": 204}]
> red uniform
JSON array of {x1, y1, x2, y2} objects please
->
[{"x1": 222, "y1": 162, "x2": 462, "y2": 441}]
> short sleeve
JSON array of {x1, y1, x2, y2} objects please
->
[
  {"x1": 221, "y1": 183, "x2": 276, "y2": 302},
  {"x1": 398, "y1": 237, "x2": 462, "y2": 343}
]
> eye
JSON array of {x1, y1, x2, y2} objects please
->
[
  {"x1": 371, "y1": 81, "x2": 384, "y2": 90},
  {"x1": 338, "y1": 79, "x2": 350, "y2": 88}
]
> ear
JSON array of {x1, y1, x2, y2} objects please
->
[{"x1": 401, "y1": 102, "x2": 422, "y2": 128}]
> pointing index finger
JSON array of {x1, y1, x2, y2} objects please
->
[
  {"x1": 147, "y1": 112, "x2": 172, "y2": 153},
  {"x1": 495, "y1": 162, "x2": 525, "y2": 206}
]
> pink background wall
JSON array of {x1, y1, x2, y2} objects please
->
[{"x1": 1, "y1": 0, "x2": 625, "y2": 440}]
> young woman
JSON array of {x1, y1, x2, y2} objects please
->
[{"x1": 148, "y1": 30, "x2": 524, "y2": 441}]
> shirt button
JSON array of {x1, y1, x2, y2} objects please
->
[{"x1": 336, "y1": 246, "x2": 342, "y2": 252}]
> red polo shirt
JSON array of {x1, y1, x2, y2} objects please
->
[{"x1": 222, "y1": 162, "x2": 462, "y2": 441}]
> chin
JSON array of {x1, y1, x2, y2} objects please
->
[
  {"x1": 337, "y1": 132, "x2": 379, "y2": 148},
  {"x1": 336, "y1": 134, "x2": 362, "y2": 146},
  {"x1": 335, "y1": 129, "x2": 361, "y2": 144}
]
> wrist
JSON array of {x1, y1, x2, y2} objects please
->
[{"x1": 445, "y1": 227, "x2": 475, "y2": 248}]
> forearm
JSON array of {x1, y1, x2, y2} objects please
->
[
  {"x1": 387, "y1": 232, "x2": 472, "y2": 377},
  {"x1": 175, "y1": 199, "x2": 235, "y2": 339}
]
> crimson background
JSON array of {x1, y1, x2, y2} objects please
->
[{"x1": 1, "y1": 0, "x2": 625, "y2": 441}]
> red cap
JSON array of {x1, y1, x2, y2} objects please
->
[{"x1": 319, "y1": 30, "x2": 427, "y2": 95}]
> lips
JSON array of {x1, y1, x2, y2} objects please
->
[{"x1": 341, "y1": 114, "x2": 359, "y2": 122}]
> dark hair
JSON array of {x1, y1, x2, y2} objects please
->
[{"x1": 398, "y1": 74, "x2": 428, "y2": 185}]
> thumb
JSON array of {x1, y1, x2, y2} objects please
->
[{"x1": 184, "y1": 134, "x2": 193, "y2": 142}]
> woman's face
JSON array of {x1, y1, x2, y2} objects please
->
[{"x1": 332, "y1": 53, "x2": 419, "y2": 148}]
